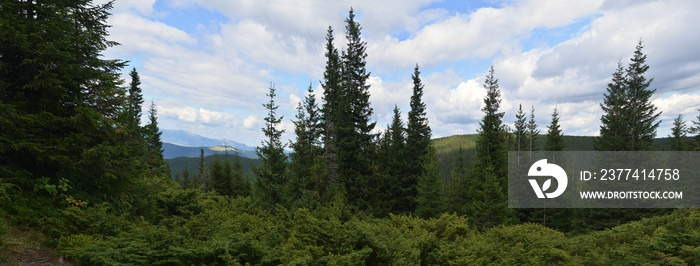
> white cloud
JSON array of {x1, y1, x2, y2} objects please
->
[
  {"x1": 368, "y1": 0, "x2": 603, "y2": 69},
  {"x1": 101, "y1": 0, "x2": 700, "y2": 145},
  {"x1": 243, "y1": 115, "x2": 260, "y2": 129}
]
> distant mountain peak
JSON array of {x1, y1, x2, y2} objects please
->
[{"x1": 161, "y1": 129, "x2": 254, "y2": 151}]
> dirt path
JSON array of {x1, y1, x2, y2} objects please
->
[{"x1": 1, "y1": 230, "x2": 73, "y2": 266}]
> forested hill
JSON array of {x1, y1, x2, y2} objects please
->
[
  {"x1": 167, "y1": 154, "x2": 260, "y2": 181},
  {"x1": 433, "y1": 134, "x2": 674, "y2": 181}
]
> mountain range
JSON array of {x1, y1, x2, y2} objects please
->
[
  {"x1": 161, "y1": 129, "x2": 258, "y2": 159},
  {"x1": 162, "y1": 129, "x2": 255, "y2": 150}
]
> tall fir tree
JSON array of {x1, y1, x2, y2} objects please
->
[
  {"x1": 527, "y1": 105, "x2": 540, "y2": 155},
  {"x1": 337, "y1": 8, "x2": 377, "y2": 209},
  {"x1": 626, "y1": 40, "x2": 661, "y2": 151},
  {"x1": 403, "y1": 64, "x2": 432, "y2": 214},
  {"x1": 513, "y1": 103, "x2": 528, "y2": 152},
  {"x1": 144, "y1": 101, "x2": 164, "y2": 172},
  {"x1": 0, "y1": 0, "x2": 139, "y2": 201},
  {"x1": 693, "y1": 110, "x2": 700, "y2": 150},
  {"x1": 596, "y1": 41, "x2": 661, "y2": 151},
  {"x1": 383, "y1": 105, "x2": 408, "y2": 214},
  {"x1": 209, "y1": 154, "x2": 231, "y2": 195},
  {"x1": 253, "y1": 83, "x2": 288, "y2": 208},
  {"x1": 447, "y1": 146, "x2": 467, "y2": 213},
  {"x1": 544, "y1": 106, "x2": 566, "y2": 152},
  {"x1": 321, "y1": 26, "x2": 342, "y2": 199},
  {"x1": 513, "y1": 103, "x2": 528, "y2": 165},
  {"x1": 289, "y1": 84, "x2": 323, "y2": 206},
  {"x1": 124, "y1": 68, "x2": 144, "y2": 132},
  {"x1": 230, "y1": 151, "x2": 251, "y2": 198},
  {"x1": 595, "y1": 61, "x2": 628, "y2": 151},
  {"x1": 415, "y1": 147, "x2": 445, "y2": 219},
  {"x1": 669, "y1": 114, "x2": 689, "y2": 151},
  {"x1": 181, "y1": 166, "x2": 191, "y2": 187},
  {"x1": 464, "y1": 65, "x2": 514, "y2": 228}
]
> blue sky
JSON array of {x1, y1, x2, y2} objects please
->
[{"x1": 98, "y1": 0, "x2": 700, "y2": 146}]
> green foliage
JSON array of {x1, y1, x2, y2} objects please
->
[
  {"x1": 669, "y1": 114, "x2": 689, "y2": 151},
  {"x1": 527, "y1": 105, "x2": 540, "y2": 153},
  {"x1": 253, "y1": 83, "x2": 288, "y2": 208},
  {"x1": 570, "y1": 209, "x2": 700, "y2": 264},
  {"x1": 544, "y1": 106, "x2": 566, "y2": 152},
  {"x1": 464, "y1": 65, "x2": 514, "y2": 228},
  {"x1": 596, "y1": 40, "x2": 661, "y2": 151},
  {"x1": 415, "y1": 148, "x2": 445, "y2": 219},
  {"x1": 288, "y1": 84, "x2": 323, "y2": 208},
  {"x1": 513, "y1": 103, "x2": 528, "y2": 153}
]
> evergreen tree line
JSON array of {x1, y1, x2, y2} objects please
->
[
  {"x1": 0, "y1": 0, "x2": 167, "y2": 211},
  {"x1": 249, "y1": 9, "x2": 441, "y2": 218},
  {"x1": 240, "y1": 10, "x2": 700, "y2": 230}
]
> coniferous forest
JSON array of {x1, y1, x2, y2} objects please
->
[{"x1": 2, "y1": 1, "x2": 700, "y2": 265}]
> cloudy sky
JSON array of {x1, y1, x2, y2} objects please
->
[{"x1": 98, "y1": 0, "x2": 700, "y2": 146}]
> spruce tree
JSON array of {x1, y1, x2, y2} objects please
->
[
  {"x1": 447, "y1": 146, "x2": 467, "y2": 213},
  {"x1": 321, "y1": 26, "x2": 342, "y2": 198},
  {"x1": 693, "y1": 110, "x2": 700, "y2": 150},
  {"x1": 253, "y1": 83, "x2": 288, "y2": 208},
  {"x1": 144, "y1": 101, "x2": 164, "y2": 171},
  {"x1": 181, "y1": 166, "x2": 191, "y2": 187},
  {"x1": 195, "y1": 149, "x2": 206, "y2": 189},
  {"x1": 337, "y1": 8, "x2": 377, "y2": 208},
  {"x1": 403, "y1": 65, "x2": 432, "y2": 214},
  {"x1": 289, "y1": 84, "x2": 323, "y2": 206},
  {"x1": 669, "y1": 114, "x2": 689, "y2": 151},
  {"x1": 125, "y1": 68, "x2": 144, "y2": 131},
  {"x1": 0, "y1": 0, "x2": 136, "y2": 200},
  {"x1": 626, "y1": 40, "x2": 661, "y2": 151},
  {"x1": 230, "y1": 151, "x2": 251, "y2": 198},
  {"x1": 514, "y1": 104, "x2": 528, "y2": 152},
  {"x1": 596, "y1": 41, "x2": 661, "y2": 152},
  {"x1": 527, "y1": 105, "x2": 540, "y2": 155},
  {"x1": 513, "y1": 103, "x2": 528, "y2": 165},
  {"x1": 209, "y1": 154, "x2": 230, "y2": 195},
  {"x1": 544, "y1": 106, "x2": 566, "y2": 152},
  {"x1": 464, "y1": 65, "x2": 513, "y2": 228},
  {"x1": 385, "y1": 105, "x2": 409, "y2": 214},
  {"x1": 415, "y1": 148, "x2": 445, "y2": 219},
  {"x1": 595, "y1": 61, "x2": 628, "y2": 151}
]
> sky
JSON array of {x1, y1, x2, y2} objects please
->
[{"x1": 97, "y1": 0, "x2": 700, "y2": 147}]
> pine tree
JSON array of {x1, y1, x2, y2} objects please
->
[
  {"x1": 181, "y1": 166, "x2": 191, "y2": 187},
  {"x1": 321, "y1": 26, "x2": 342, "y2": 198},
  {"x1": 527, "y1": 105, "x2": 540, "y2": 155},
  {"x1": 514, "y1": 104, "x2": 528, "y2": 152},
  {"x1": 447, "y1": 146, "x2": 467, "y2": 213},
  {"x1": 595, "y1": 61, "x2": 628, "y2": 151},
  {"x1": 209, "y1": 154, "x2": 231, "y2": 195},
  {"x1": 669, "y1": 114, "x2": 689, "y2": 151},
  {"x1": 384, "y1": 105, "x2": 409, "y2": 214},
  {"x1": 544, "y1": 106, "x2": 566, "y2": 152},
  {"x1": 194, "y1": 149, "x2": 206, "y2": 189},
  {"x1": 337, "y1": 8, "x2": 377, "y2": 208},
  {"x1": 415, "y1": 148, "x2": 445, "y2": 219},
  {"x1": 125, "y1": 68, "x2": 144, "y2": 131},
  {"x1": 253, "y1": 83, "x2": 288, "y2": 208},
  {"x1": 596, "y1": 41, "x2": 661, "y2": 151},
  {"x1": 289, "y1": 84, "x2": 323, "y2": 206},
  {"x1": 692, "y1": 110, "x2": 700, "y2": 150},
  {"x1": 0, "y1": 0, "x2": 135, "y2": 200},
  {"x1": 230, "y1": 151, "x2": 251, "y2": 198},
  {"x1": 403, "y1": 65, "x2": 432, "y2": 214},
  {"x1": 144, "y1": 101, "x2": 164, "y2": 171},
  {"x1": 626, "y1": 40, "x2": 661, "y2": 151},
  {"x1": 464, "y1": 65, "x2": 514, "y2": 228}
]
